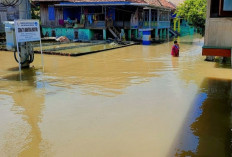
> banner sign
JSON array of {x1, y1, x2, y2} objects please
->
[{"x1": 14, "y1": 20, "x2": 41, "y2": 42}]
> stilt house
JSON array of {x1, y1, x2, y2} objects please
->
[
  {"x1": 33, "y1": 0, "x2": 175, "y2": 41},
  {"x1": 203, "y1": 0, "x2": 232, "y2": 57}
]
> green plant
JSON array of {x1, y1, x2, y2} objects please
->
[
  {"x1": 31, "y1": 2, "x2": 40, "y2": 20},
  {"x1": 175, "y1": 0, "x2": 207, "y2": 35}
]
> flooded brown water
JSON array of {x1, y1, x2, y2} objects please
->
[{"x1": 0, "y1": 34, "x2": 232, "y2": 157}]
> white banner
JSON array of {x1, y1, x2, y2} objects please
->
[{"x1": 14, "y1": 20, "x2": 41, "y2": 42}]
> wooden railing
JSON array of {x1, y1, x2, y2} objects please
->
[
  {"x1": 85, "y1": 21, "x2": 106, "y2": 29},
  {"x1": 114, "y1": 21, "x2": 130, "y2": 28},
  {"x1": 158, "y1": 21, "x2": 170, "y2": 28},
  {"x1": 141, "y1": 21, "x2": 170, "y2": 29}
]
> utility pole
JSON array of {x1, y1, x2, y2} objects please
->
[
  {"x1": 1, "y1": 0, "x2": 31, "y2": 20},
  {"x1": 19, "y1": 0, "x2": 31, "y2": 19}
]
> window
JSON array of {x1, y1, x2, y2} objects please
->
[
  {"x1": 210, "y1": 0, "x2": 232, "y2": 17},
  {"x1": 144, "y1": 11, "x2": 149, "y2": 21},
  {"x1": 159, "y1": 11, "x2": 168, "y2": 21},
  {"x1": 223, "y1": 0, "x2": 232, "y2": 11},
  {"x1": 219, "y1": 0, "x2": 232, "y2": 16},
  {"x1": 151, "y1": 11, "x2": 157, "y2": 21}
]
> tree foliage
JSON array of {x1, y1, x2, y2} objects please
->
[
  {"x1": 175, "y1": 0, "x2": 207, "y2": 35},
  {"x1": 31, "y1": 2, "x2": 40, "y2": 20}
]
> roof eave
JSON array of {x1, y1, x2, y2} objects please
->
[{"x1": 54, "y1": 2, "x2": 149, "y2": 7}]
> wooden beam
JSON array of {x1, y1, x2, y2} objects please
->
[
  {"x1": 149, "y1": 9, "x2": 151, "y2": 28},
  {"x1": 202, "y1": 48, "x2": 231, "y2": 57}
]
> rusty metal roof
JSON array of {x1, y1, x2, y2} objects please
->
[{"x1": 34, "y1": 0, "x2": 175, "y2": 9}]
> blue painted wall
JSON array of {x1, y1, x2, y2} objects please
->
[
  {"x1": 108, "y1": 7, "x2": 115, "y2": 20},
  {"x1": 78, "y1": 29, "x2": 94, "y2": 41}
]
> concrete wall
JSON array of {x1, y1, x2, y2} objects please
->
[
  {"x1": 78, "y1": 29, "x2": 94, "y2": 41},
  {"x1": 42, "y1": 27, "x2": 94, "y2": 41},
  {"x1": 180, "y1": 20, "x2": 195, "y2": 36},
  {"x1": 204, "y1": 0, "x2": 232, "y2": 47}
]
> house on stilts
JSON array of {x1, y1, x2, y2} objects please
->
[
  {"x1": 33, "y1": 0, "x2": 175, "y2": 43},
  {"x1": 202, "y1": 0, "x2": 232, "y2": 58}
]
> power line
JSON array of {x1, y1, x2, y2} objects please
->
[{"x1": 0, "y1": 0, "x2": 23, "y2": 7}]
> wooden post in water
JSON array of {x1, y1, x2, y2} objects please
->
[
  {"x1": 231, "y1": 48, "x2": 232, "y2": 68},
  {"x1": 128, "y1": 29, "x2": 131, "y2": 41},
  {"x1": 155, "y1": 28, "x2": 159, "y2": 40},
  {"x1": 149, "y1": 8, "x2": 151, "y2": 28},
  {"x1": 156, "y1": 10, "x2": 160, "y2": 40},
  {"x1": 135, "y1": 29, "x2": 138, "y2": 39},
  {"x1": 163, "y1": 28, "x2": 166, "y2": 39},
  {"x1": 103, "y1": 29, "x2": 106, "y2": 40},
  {"x1": 159, "y1": 29, "x2": 163, "y2": 39}
]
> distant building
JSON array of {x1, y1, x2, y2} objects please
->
[
  {"x1": 33, "y1": 0, "x2": 175, "y2": 41},
  {"x1": 202, "y1": 0, "x2": 232, "y2": 58}
]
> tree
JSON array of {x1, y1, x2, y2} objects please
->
[
  {"x1": 31, "y1": 2, "x2": 40, "y2": 20},
  {"x1": 175, "y1": 0, "x2": 207, "y2": 35}
]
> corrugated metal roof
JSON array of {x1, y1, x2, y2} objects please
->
[
  {"x1": 33, "y1": 0, "x2": 175, "y2": 9},
  {"x1": 144, "y1": 0, "x2": 161, "y2": 7},
  {"x1": 168, "y1": 0, "x2": 185, "y2": 6},
  {"x1": 34, "y1": 0, "x2": 146, "y2": 2},
  {"x1": 158, "y1": 0, "x2": 175, "y2": 9}
]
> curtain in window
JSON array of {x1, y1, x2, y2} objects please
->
[{"x1": 48, "y1": 6, "x2": 55, "y2": 21}]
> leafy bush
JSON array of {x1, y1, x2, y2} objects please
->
[{"x1": 175, "y1": 0, "x2": 207, "y2": 35}]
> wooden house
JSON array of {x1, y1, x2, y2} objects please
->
[
  {"x1": 33, "y1": 0, "x2": 175, "y2": 41},
  {"x1": 202, "y1": 0, "x2": 232, "y2": 58}
]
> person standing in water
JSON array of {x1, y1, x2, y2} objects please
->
[{"x1": 171, "y1": 41, "x2": 180, "y2": 57}]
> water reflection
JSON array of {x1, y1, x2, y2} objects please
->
[
  {"x1": 173, "y1": 78, "x2": 232, "y2": 157},
  {"x1": 0, "y1": 67, "x2": 46, "y2": 156},
  {"x1": 171, "y1": 57, "x2": 179, "y2": 70},
  {"x1": 38, "y1": 45, "x2": 166, "y2": 97},
  {"x1": 1, "y1": 34, "x2": 232, "y2": 156}
]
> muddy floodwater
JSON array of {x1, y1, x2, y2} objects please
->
[{"x1": 0, "y1": 34, "x2": 232, "y2": 157}]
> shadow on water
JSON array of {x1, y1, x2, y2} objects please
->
[
  {"x1": 7, "y1": 67, "x2": 21, "y2": 71},
  {"x1": 3, "y1": 67, "x2": 36, "y2": 83},
  {"x1": 214, "y1": 57, "x2": 232, "y2": 69},
  {"x1": 169, "y1": 77, "x2": 232, "y2": 157}
]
